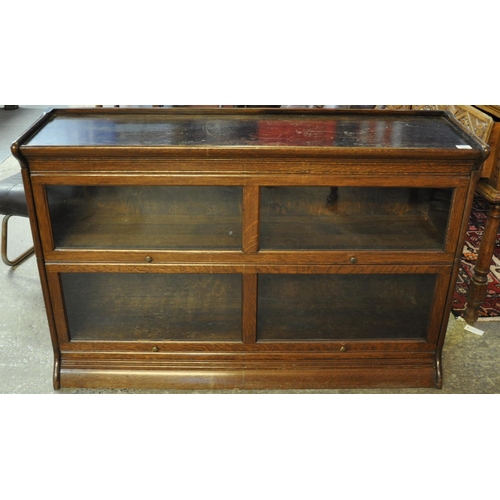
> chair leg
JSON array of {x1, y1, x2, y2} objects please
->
[
  {"x1": 1, "y1": 215, "x2": 35, "y2": 266},
  {"x1": 464, "y1": 202, "x2": 500, "y2": 324}
]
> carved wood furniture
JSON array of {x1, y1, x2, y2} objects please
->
[
  {"x1": 464, "y1": 106, "x2": 500, "y2": 323},
  {"x1": 12, "y1": 108, "x2": 487, "y2": 390}
]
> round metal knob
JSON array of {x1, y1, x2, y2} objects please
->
[
  {"x1": 152, "y1": 346, "x2": 159, "y2": 352},
  {"x1": 145, "y1": 256, "x2": 153, "y2": 263},
  {"x1": 340, "y1": 345, "x2": 347, "y2": 352},
  {"x1": 349, "y1": 256, "x2": 357, "y2": 264}
]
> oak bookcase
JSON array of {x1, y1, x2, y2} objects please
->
[{"x1": 12, "y1": 108, "x2": 488, "y2": 389}]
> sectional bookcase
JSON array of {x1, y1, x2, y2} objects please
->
[{"x1": 12, "y1": 108, "x2": 488, "y2": 389}]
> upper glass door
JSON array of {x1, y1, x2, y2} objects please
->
[
  {"x1": 260, "y1": 186, "x2": 452, "y2": 250},
  {"x1": 46, "y1": 185, "x2": 242, "y2": 250}
]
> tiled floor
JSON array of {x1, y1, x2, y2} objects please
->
[{"x1": 1, "y1": 106, "x2": 499, "y2": 393}]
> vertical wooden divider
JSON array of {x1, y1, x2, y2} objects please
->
[
  {"x1": 242, "y1": 185, "x2": 260, "y2": 253},
  {"x1": 242, "y1": 274, "x2": 258, "y2": 344},
  {"x1": 242, "y1": 185, "x2": 260, "y2": 344}
]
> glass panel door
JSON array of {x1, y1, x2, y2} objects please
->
[
  {"x1": 257, "y1": 273, "x2": 437, "y2": 341},
  {"x1": 60, "y1": 273, "x2": 242, "y2": 341},
  {"x1": 47, "y1": 185, "x2": 242, "y2": 250},
  {"x1": 260, "y1": 187, "x2": 452, "y2": 250}
]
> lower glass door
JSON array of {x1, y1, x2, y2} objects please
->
[
  {"x1": 60, "y1": 273, "x2": 242, "y2": 341},
  {"x1": 257, "y1": 273, "x2": 437, "y2": 341}
]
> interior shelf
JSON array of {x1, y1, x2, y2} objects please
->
[{"x1": 260, "y1": 214, "x2": 447, "y2": 250}]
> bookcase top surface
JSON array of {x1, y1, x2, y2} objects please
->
[{"x1": 19, "y1": 108, "x2": 480, "y2": 149}]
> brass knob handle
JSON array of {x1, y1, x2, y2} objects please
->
[
  {"x1": 349, "y1": 257, "x2": 357, "y2": 264},
  {"x1": 340, "y1": 345, "x2": 347, "y2": 352},
  {"x1": 145, "y1": 256, "x2": 153, "y2": 263},
  {"x1": 152, "y1": 346, "x2": 159, "y2": 352}
]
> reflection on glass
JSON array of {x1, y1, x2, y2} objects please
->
[
  {"x1": 47, "y1": 186, "x2": 242, "y2": 249},
  {"x1": 257, "y1": 274, "x2": 436, "y2": 341},
  {"x1": 61, "y1": 273, "x2": 242, "y2": 341},
  {"x1": 260, "y1": 187, "x2": 452, "y2": 250}
]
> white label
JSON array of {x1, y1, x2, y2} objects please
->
[
  {"x1": 464, "y1": 324, "x2": 484, "y2": 336},
  {"x1": 456, "y1": 145, "x2": 473, "y2": 149}
]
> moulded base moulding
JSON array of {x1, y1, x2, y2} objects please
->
[{"x1": 57, "y1": 357, "x2": 439, "y2": 390}]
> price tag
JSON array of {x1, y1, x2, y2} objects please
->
[{"x1": 464, "y1": 324, "x2": 484, "y2": 336}]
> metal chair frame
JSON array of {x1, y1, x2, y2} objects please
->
[{"x1": 1, "y1": 214, "x2": 34, "y2": 266}]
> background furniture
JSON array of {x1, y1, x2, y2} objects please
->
[
  {"x1": 464, "y1": 106, "x2": 500, "y2": 323},
  {"x1": 0, "y1": 172, "x2": 34, "y2": 266},
  {"x1": 13, "y1": 107, "x2": 487, "y2": 390}
]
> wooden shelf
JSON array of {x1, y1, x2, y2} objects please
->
[
  {"x1": 53, "y1": 214, "x2": 242, "y2": 249},
  {"x1": 261, "y1": 214, "x2": 447, "y2": 250}
]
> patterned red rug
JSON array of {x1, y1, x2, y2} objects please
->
[{"x1": 453, "y1": 193, "x2": 500, "y2": 319}]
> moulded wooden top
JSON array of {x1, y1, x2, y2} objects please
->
[{"x1": 14, "y1": 107, "x2": 488, "y2": 161}]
